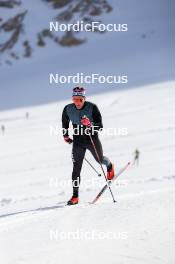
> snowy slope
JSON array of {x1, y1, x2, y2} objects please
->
[
  {"x1": 0, "y1": 81, "x2": 175, "y2": 263},
  {"x1": 0, "y1": 0, "x2": 175, "y2": 110}
]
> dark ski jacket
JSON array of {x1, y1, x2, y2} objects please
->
[{"x1": 62, "y1": 101, "x2": 103, "y2": 143}]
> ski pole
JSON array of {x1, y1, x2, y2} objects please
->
[
  {"x1": 84, "y1": 157, "x2": 102, "y2": 177},
  {"x1": 88, "y1": 132, "x2": 116, "y2": 203}
]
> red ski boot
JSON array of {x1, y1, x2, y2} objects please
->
[
  {"x1": 67, "y1": 196, "x2": 79, "y2": 205},
  {"x1": 107, "y1": 163, "x2": 115, "y2": 180}
]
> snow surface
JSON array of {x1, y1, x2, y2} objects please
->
[{"x1": 0, "y1": 81, "x2": 175, "y2": 264}]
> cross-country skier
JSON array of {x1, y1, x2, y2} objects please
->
[
  {"x1": 133, "y1": 148, "x2": 140, "y2": 166},
  {"x1": 1, "y1": 125, "x2": 5, "y2": 134},
  {"x1": 62, "y1": 87, "x2": 115, "y2": 205}
]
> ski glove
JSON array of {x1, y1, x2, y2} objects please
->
[
  {"x1": 64, "y1": 136, "x2": 73, "y2": 144},
  {"x1": 81, "y1": 116, "x2": 91, "y2": 127}
]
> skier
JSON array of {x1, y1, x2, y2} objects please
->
[
  {"x1": 1, "y1": 125, "x2": 5, "y2": 134},
  {"x1": 25, "y1": 112, "x2": 29, "y2": 119},
  {"x1": 62, "y1": 87, "x2": 115, "y2": 205},
  {"x1": 133, "y1": 148, "x2": 140, "y2": 166}
]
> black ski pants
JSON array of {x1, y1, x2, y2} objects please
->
[{"x1": 71, "y1": 137, "x2": 111, "y2": 197}]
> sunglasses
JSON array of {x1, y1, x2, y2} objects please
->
[{"x1": 72, "y1": 97, "x2": 84, "y2": 103}]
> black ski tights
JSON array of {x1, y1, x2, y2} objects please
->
[{"x1": 71, "y1": 137, "x2": 111, "y2": 197}]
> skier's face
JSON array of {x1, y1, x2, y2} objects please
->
[{"x1": 72, "y1": 96, "x2": 85, "y2": 109}]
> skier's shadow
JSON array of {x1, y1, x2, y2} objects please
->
[{"x1": 0, "y1": 201, "x2": 66, "y2": 219}]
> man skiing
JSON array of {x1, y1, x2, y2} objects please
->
[
  {"x1": 133, "y1": 148, "x2": 140, "y2": 166},
  {"x1": 62, "y1": 87, "x2": 115, "y2": 205}
]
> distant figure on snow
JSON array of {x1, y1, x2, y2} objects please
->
[
  {"x1": 1, "y1": 125, "x2": 5, "y2": 134},
  {"x1": 25, "y1": 112, "x2": 29, "y2": 119},
  {"x1": 133, "y1": 148, "x2": 140, "y2": 166}
]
